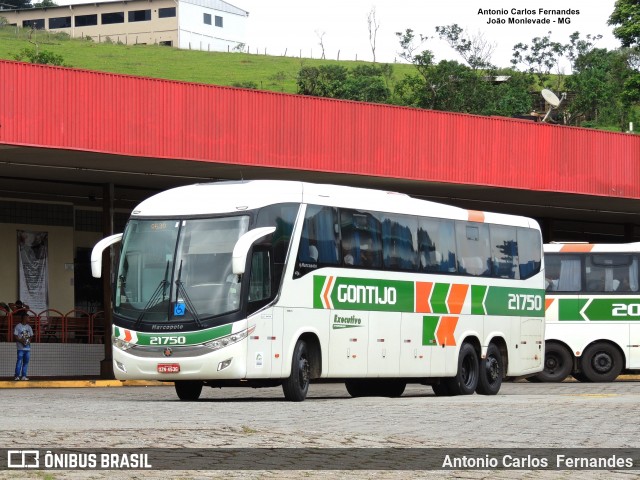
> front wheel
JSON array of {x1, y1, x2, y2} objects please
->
[
  {"x1": 476, "y1": 343, "x2": 503, "y2": 395},
  {"x1": 175, "y1": 380, "x2": 203, "y2": 401},
  {"x1": 444, "y1": 343, "x2": 479, "y2": 395},
  {"x1": 282, "y1": 340, "x2": 311, "y2": 401},
  {"x1": 580, "y1": 342, "x2": 623, "y2": 382}
]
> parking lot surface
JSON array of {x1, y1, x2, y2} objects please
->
[{"x1": 2, "y1": 380, "x2": 640, "y2": 479}]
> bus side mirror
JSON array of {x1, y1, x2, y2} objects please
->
[
  {"x1": 91, "y1": 233, "x2": 123, "y2": 278},
  {"x1": 232, "y1": 227, "x2": 276, "y2": 275}
]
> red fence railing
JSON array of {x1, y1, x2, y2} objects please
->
[{"x1": 0, "y1": 308, "x2": 107, "y2": 344}]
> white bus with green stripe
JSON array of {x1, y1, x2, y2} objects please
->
[
  {"x1": 534, "y1": 242, "x2": 640, "y2": 383},
  {"x1": 92, "y1": 180, "x2": 544, "y2": 401}
]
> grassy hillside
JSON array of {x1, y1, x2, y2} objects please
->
[{"x1": 0, "y1": 25, "x2": 415, "y2": 94}]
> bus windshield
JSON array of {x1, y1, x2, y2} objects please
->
[{"x1": 115, "y1": 216, "x2": 250, "y2": 323}]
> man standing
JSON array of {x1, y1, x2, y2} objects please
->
[{"x1": 14, "y1": 312, "x2": 33, "y2": 381}]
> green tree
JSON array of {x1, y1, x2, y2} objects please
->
[
  {"x1": 608, "y1": 0, "x2": 640, "y2": 109},
  {"x1": 435, "y1": 24, "x2": 495, "y2": 70},
  {"x1": 33, "y1": 0, "x2": 57, "y2": 6},
  {"x1": 565, "y1": 48, "x2": 634, "y2": 129},
  {"x1": 608, "y1": 0, "x2": 640, "y2": 48},
  {"x1": 296, "y1": 64, "x2": 390, "y2": 103},
  {"x1": 2, "y1": 0, "x2": 32, "y2": 8}
]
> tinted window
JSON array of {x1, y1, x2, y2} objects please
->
[
  {"x1": 102, "y1": 12, "x2": 125, "y2": 24},
  {"x1": 23, "y1": 19, "x2": 45, "y2": 29},
  {"x1": 215, "y1": 15, "x2": 223, "y2": 27},
  {"x1": 491, "y1": 225, "x2": 518, "y2": 279},
  {"x1": 418, "y1": 218, "x2": 457, "y2": 273},
  {"x1": 381, "y1": 214, "x2": 418, "y2": 271},
  {"x1": 518, "y1": 228, "x2": 541, "y2": 280},
  {"x1": 75, "y1": 14, "x2": 97, "y2": 27},
  {"x1": 456, "y1": 222, "x2": 491, "y2": 276},
  {"x1": 297, "y1": 205, "x2": 340, "y2": 270},
  {"x1": 159, "y1": 7, "x2": 176, "y2": 18},
  {"x1": 587, "y1": 254, "x2": 638, "y2": 292},
  {"x1": 545, "y1": 254, "x2": 581, "y2": 292},
  {"x1": 128, "y1": 9, "x2": 151, "y2": 22},
  {"x1": 49, "y1": 16, "x2": 71, "y2": 29},
  {"x1": 203, "y1": 13, "x2": 211, "y2": 25},
  {"x1": 340, "y1": 210, "x2": 382, "y2": 268}
]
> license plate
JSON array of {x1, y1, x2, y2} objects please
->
[{"x1": 157, "y1": 363, "x2": 180, "y2": 373}]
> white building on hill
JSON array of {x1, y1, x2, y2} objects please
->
[{"x1": 0, "y1": 0, "x2": 249, "y2": 52}]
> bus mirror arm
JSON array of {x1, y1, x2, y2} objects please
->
[
  {"x1": 232, "y1": 227, "x2": 276, "y2": 275},
  {"x1": 91, "y1": 233, "x2": 123, "y2": 278}
]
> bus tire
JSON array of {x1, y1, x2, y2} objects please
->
[
  {"x1": 346, "y1": 380, "x2": 406, "y2": 397},
  {"x1": 536, "y1": 343, "x2": 573, "y2": 382},
  {"x1": 282, "y1": 339, "x2": 310, "y2": 401},
  {"x1": 432, "y1": 382, "x2": 452, "y2": 396},
  {"x1": 345, "y1": 379, "x2": 370, "y2": 397},
  {"x1": 382, "y1": 380, "x2": 406, "y2": 397},
  {"x1": 174, "y1": 380, "x2": 203, "y2": 401},
  {"x1": 572, "y1": 371, "x2": 589, "y2": 382},
  {"x1": 476, "y1": 343, "x2": 503, "y2": 395},
  {"x1": 580, "y1": 342, "x2": 623, "y2": 382},
  {"x1": 444, "y1": 343, "x2": 479, "y2": 395}
]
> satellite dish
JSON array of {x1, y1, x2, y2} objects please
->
[
  {"x1": 540, "y1": 89, "x2": 566, "y2": 123},
  {"x1": 541, "y1": 89, "x2": 560, "y2": 107}
]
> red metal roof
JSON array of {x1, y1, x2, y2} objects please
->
[{"x1": 1, "y1": 59, "x2": 639, "y2": 199}]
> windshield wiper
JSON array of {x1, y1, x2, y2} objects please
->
[
  {"x1": 133, "y1": 261, "x2": 170, "y2": 329},
  {"x1": 175, "y1": 260, "x2": 203, "y2": 328}
]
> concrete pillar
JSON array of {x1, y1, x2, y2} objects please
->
[{"x1": 100, "y1": 183, "x2": 115, "y2": 379}]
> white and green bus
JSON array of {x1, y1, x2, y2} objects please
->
[
  {"x1": 536, "y1": 242, "x2": 640, "y2": 382},
  {"x1": 92, "y1": 180, "x2": 544, "y2": 401}
]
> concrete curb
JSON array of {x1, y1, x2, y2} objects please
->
[{"x1": 0, "y1": 380, "x2": 172, "y2": 388}]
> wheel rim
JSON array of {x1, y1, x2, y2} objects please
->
[
  {"x1": 545, "y1": 353, "x2": 560, "y2": 374},
  {"x1": 298, "y1": 356, "x2": 310, "y2": 388},
  {"x1": 592, "y1": 352, "x2": 613, "y2": 374},
  {"x1": 462, "y1": 354, "x2": 477, "y2": 387},
  {"x1": 485, "y1": 355, "x2": 500, "y2": 385}
]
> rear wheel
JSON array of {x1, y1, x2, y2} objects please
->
[
  {"x1": 174, "y1": 380, "x2": 203, "y2": 401},
  {"x1": 476, "y1": 343, "x2": 503, "y2": 395},
  {"x1": 580, "y1": 342, "x2": 623, "y2": 382},
  {"x1": 443, "y1": 343, "x2": 479, "y2": 395},
  {"x1": 282, "y1": 340, "x2": 311, "y2": 401},
  {"x1": 535, "y1": 343, "x2": 573, "y2": 382}
]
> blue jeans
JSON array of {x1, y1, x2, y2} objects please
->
[{"x1": 15, "y1": 349, "x2": 30, "y2": 378}]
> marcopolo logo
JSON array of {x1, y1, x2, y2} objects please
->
[{"x1": 333, "y1": 314, "x2": 363, "y2": 329}]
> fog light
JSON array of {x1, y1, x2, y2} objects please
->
[
  {"x1": 217, "y1": 358, "x2": 232, "y2": 371},
  {"x1": 115, "y1": 361, "x2": 127, "y2": 373}
]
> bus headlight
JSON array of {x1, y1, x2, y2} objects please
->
[
  {"x1": 113, "y1": 337, "x2": 135, "y2": 351},
  {"x1": 203, "y1": 325, "x2": 254, "y2": 352}
]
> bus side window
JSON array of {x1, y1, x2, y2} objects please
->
[{"x1": 296, "y1": 205, "x2": 339, "y2": 275}]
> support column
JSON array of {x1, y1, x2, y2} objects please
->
[{"x1": 100, "y1": 183, "x2": 115, "y2": 379}]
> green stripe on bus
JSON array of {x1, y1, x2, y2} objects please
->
[
  {"x1": 313, "y1": 275, "x2": 327, "y2": 309},
  {"x1": 558, "y1": 298, "x2": 588, "y2": 321},
  {"x1": 483, "y1": 287, "x2": 545, "y2": 317},
  {"x1": 430, "y1": 283, "x2": 450, "y2": 314},
  {"x1": 471, "y1": 285, "x2": 487, "y2": 315},
  {"x1": 583, "y1": 299, "x2": 640, "y2": 321},
  {"x1": 422, "y1": 316, "x2": 439, "y2": 346},
  {"x1": 134, "y1": 324, "x2": 233, "y2": 346}
]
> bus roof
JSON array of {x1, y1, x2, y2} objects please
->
[
  {"x1": 544, "y1": 242, "x2": 640, "y2": 253},
  {"x1": 131, "y1": 180, "x2": 538, "y2": 228}
]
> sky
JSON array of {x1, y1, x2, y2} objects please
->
[{"x1": 236, "y1": 0, "x2": 622, "y2": 70}]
